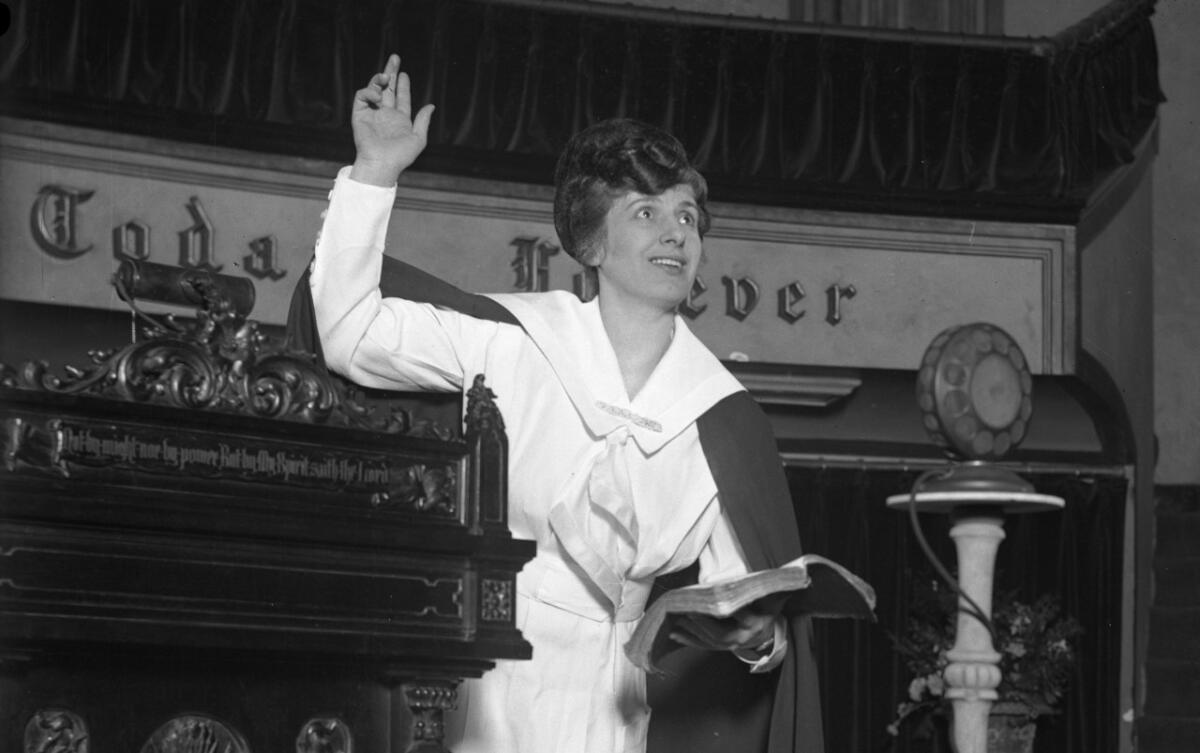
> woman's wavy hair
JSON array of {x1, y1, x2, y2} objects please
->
[{"x1": 552, "y1": 118, "x2": 710, "y2": 265}]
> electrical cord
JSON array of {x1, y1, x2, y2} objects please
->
[
  {"x1": 905, "y1": 466, "x2": 998, "y2": 646},
  {"x1": 113, "y1": 274, "x2": 186, "y2": 343}
]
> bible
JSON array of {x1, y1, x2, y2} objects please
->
[{"x1": 626, "y1": 553, "x2": 877, "y2": 675}]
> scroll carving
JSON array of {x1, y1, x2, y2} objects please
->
[
  {"x1": 0, "y1": 262, "x2": 453, "y2": 439},
  {"x1": 24, "y1": 709, "x2": 89, "y2": 753},
  {"x1": 139, "y1": 715, "x2": 249, "y2": 753},
  {"x1": 296, "y1": 717, "x2": 352, "y2": 753}
]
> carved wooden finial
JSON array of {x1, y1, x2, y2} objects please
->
[{"x1": 465, "y1": 374, "x2": 505, "y2": 438}]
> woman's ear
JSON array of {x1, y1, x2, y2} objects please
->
[{"x1": 581, "y1": 243, "x2": 605, "y2": 268}]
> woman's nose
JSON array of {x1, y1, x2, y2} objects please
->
[{"x1": 660, "y1": 220, "x2": 685, "y2": 245}]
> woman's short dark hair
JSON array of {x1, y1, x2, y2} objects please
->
[{"x1": 553, "y1": 118, "x2": 710, "y2": 265}]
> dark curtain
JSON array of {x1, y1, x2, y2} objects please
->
[
  {"x1": 785, "y1": 466, "x2": 1126, "y2": 753},
  {"x1": 0, "y1": 0, "x2": 1163, "y2": 216}
]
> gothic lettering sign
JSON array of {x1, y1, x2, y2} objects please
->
[
  {"x1": 510, "y1": 235, "x2": 559, "y2": 292},
  {"x1": 113, "y1": 219, "x2": 151, "y2": 261},
  {"x1": 245, "y1": 235, "x2": 287, "y2": 280},
  {"x1": 1, "y1": 407, "x2": 462, "y2": 518},
  {"x1": 177, "y1": 196, "x2": 221, "y2": 271},
  {"x1": 0, "y1": 125, "x2": 1076, "y2": 374},
  {"x1": 57, "y1": 421, "x2": 392, "y2": 487},
  {"x1": 31, "y1": 185, "x2": 94, "y2": 258}
]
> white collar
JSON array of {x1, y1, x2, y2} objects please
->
[{"x1": 487, "y1": 291, "x2": 744, "y2": 454}]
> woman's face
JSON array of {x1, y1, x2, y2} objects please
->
[{"x1": 592, "y1": 185, "x2": 703, "y2": 313}]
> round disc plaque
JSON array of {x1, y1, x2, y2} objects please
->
[{"x1": 916, "y1": 322, "x2": 1032, "y2": 461}]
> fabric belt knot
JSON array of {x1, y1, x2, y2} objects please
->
[{"x1": 521, "y1": 558, "x2": 652, "y2": 623}]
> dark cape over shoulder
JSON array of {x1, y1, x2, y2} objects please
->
[{"x1": 287, "y1": 257, "x2": 824, "y2": 753}]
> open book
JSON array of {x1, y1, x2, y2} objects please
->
[{"x1": 626, "y1": 553, "x2": 877, "y2": 675}]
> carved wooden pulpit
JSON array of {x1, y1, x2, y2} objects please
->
[{"x1": 0, "y1": 262, "x2": 534, "y2": 753}]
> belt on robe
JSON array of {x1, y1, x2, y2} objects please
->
[{"x1": 520, "y1": 557, "x2": 652, "y2": 623}]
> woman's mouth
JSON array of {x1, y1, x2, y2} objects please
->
[{"x1": 650, "y1": 257, "x2": 685, "y2": 271}]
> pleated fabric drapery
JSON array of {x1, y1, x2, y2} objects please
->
[{"x1": 0, "y1": 0, "x2": 1163, "y2": 214}]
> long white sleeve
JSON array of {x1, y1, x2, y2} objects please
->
[{"x1": 309, "y1": 168, "x2": 496, "y2": 392}]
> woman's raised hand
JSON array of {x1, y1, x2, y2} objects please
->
[{"x1": 350, "y1": 54, "x2": 435, "y2": 187}]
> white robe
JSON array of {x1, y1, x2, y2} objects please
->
[{"x1": 310, "y1": 169, "x2": 785, "y2": 753}]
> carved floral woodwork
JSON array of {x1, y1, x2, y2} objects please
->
[
  {"x1": 296, "y1": 718, "x2": 353, "y2": 753},
  {"x1": 1, "y1": 260, "x2": 530, "y2": 753},
  {"x1": 2, "y1": 260, "x2": 446, "y2": 438},
  {"x1": 481, "y1": 578, "x2": 515, "y2": 623},
  {"x1": 139, "y1": 715, "x2": 250, "y2": 753},
  {"x1": 21, "y1": 709, "x2": 364, "y2": 753},
  {"x1": 402, "y1": 682, "x2": 459, "y2": 753},
  {"x1": 24, "y1": 709, "x2": 89, "y2": 753},
  {"x1": 0, "y1": 260, "x2": 495, "y2": 517},
  {"x1": 374, "y1": 462, "x2": 458, "y2": 516}
]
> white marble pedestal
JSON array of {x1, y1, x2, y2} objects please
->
[{"x1": 887, "y1": 464, "x2": 1062, "y2": 753}]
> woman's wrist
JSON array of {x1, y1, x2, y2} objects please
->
[{"x1": 350, "y1": 158, "x2": 402, "y2": 188}]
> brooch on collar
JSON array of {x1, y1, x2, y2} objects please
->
[{"x1": 594, "y1": 401, "x2": 662, "y2": 433}]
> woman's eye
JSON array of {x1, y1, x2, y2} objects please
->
[
  {"x1": 636, "y1": 207, "x2": 653, "y2": 219},
  {"x1": 679, "y1": 213, "x2": 696, "y2": 226}
]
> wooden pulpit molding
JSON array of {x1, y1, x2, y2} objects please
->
[{"x1": 0, "y1": 262, "x2": 533, "y2": 753}]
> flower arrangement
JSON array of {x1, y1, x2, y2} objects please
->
[{"x1": 888, "y1": 577, "x2": 1083, "y2": 738}]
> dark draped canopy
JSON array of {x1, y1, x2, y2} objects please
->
[{"x1": 0, "y1": 0, "x2": 1163, "y2": 222}]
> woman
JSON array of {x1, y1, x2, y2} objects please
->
[{"x1": 304, "y1": 55, "x2": 822, "y2": 753}]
